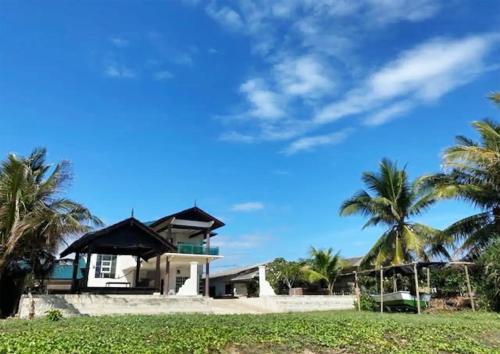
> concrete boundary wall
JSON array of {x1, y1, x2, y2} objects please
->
[{"x1": 18, "y1": 294, "x2": 355, "y2": 318}]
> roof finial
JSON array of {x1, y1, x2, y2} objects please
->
[
  {"x1": 194, "y1": 200, "x2": 197, "y2": 207},
  {"x1": 131, "y1": 208, "x2": 134, "y2": 218}
]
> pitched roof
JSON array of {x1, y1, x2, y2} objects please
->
[
  {"x1": 60, "y1": 217, "x2": 175, "y2": 259},
  {"x1": 149, "y1": 206, "x2": 225, "y2": 230},
  {"x1": 209, "y1": 261, "x2": 268, "y2": 280}
]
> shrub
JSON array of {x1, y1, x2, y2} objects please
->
[
  {"x1": 356, "y1": 292, "x2": 378, "y2": 311},
  {"x1": 475, "y1": 239, "x2": 500, "y2": 312},
  {"x1": 45, "y1": 309, "x2": 63, "y2": 321}
]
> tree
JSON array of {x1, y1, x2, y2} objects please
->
[
  {"x1": 427, "y1": 98, "x2": 499, "y2": 257},
  {"x1": 302, "y1": 247, "x2": 343, "y2": 295},
  {"x1": 340, "y1": 159, "x2": 447, "y2": 267},
  {"x1": 0, "y1": 148, "x2": 101, "y2": 316},
  {"x1": 267, "y1": 258, "x2": 304, "y2": 294}
]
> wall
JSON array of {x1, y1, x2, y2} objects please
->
[
  {"x1": 18, "y1": 294, "x2": 355, "y2": 318},
  {"x1": 87, "y1": 255, "x2": 136, "y2": 287}
]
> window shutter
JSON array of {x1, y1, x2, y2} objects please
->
[
  {"x1": 110, "y1": 255, "x2": 117, "y2": 278},
  {"x1": 95, "y1": 254, "x2": 102, "y2": 278}
]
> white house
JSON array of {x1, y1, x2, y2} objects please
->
[{"x1": 60, "y1": 207, "x2": 224, "y2": 296}]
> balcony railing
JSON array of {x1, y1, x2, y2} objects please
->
[{"x1": 176, "y1": 242, "x2": 219, "y2": 256}]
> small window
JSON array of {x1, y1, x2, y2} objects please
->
[{"x1": 95, "y1": 254, "x2": 117, "y2": 278}]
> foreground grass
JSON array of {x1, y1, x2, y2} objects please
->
[{"x1": 0, "y1": 311, "x2": 499, "y2": 353}]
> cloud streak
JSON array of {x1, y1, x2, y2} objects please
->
[{"x1": 230, "y1": 202, "x2": 265, "y2": 212}]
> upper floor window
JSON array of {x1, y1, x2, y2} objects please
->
[{"x1": 95, "y1": 254, "x2": 117, "y2": 278}]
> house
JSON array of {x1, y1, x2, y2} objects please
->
[
  {"x1": 45, "y1": 258, "x2": 86, "y2": 293},
  {"x1": 59, "y1": 206, "x2": 224, "y2": 296},
  {"x1": 208, "y1": 262, "x2": 269, "y2": 297}
]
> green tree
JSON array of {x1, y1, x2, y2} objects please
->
[
  {"x1": 302, "y1": 247, "x2": 343, "y2": 295},
  {"x1": 340, "y1": 159, "x2": 447, "y2": 267},
  {"x1": 267, "y1": 258, "x2": 304, "y2": 294},
  {"x1": 0, "y1": 148, "x2": 101, "y2": 315},
  {"x1": 427, "y1": 98, "x2": 499, "y2": 257},
  {"x1": 476, "y1": 239, "x2": 500, "y2": 311}
]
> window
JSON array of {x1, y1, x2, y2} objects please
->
[
  {"x1": 95, "y1": 254, "x2": 117, "y2": 278},
  {"x1": 175, "y1": 276, "x2": 189, "y2": 293}
]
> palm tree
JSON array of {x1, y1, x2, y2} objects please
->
[
  {"x1": 0, "y1": 148, "x2": 102, "y2": 279},
  {"x1": 427, "y1": 112, "x2": 499, "y2": 257},
  {"x1": 302, "y1": 247, "x2": 343, "y2": 295},
  {"x1": 339, "y1": 159, "x2": 447, "y2": 267}
]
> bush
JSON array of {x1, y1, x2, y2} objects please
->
[
  {"x1": 475, "y1": 239, "x2": 500, "y2": 312},
  {"x1": 356, "y1": 292, "x2": 378, "y2": 311},
  {"x1": 45, "y1": 309, "x2": 63, "y2": 321}
]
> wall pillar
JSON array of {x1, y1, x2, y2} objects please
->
[
  {"x1": 258, "y1": 265, "x2": 276, "y2": 297},
  {"x1": 177, "y1": 261, "x2": 199, "y2": 296}
]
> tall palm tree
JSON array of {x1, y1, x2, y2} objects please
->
[
  {"x1": 340, "y1": 159, "x2": 447, "y2": 267},
  {"x1": 427, "y1": 110, "x2": 499, "y2": 257},
  {"x1": 0, "y1": 148, "x2": 102, "y2": 277},
  {"x1": 302, "y1": 247, "x2": 343, "y2": 295}
]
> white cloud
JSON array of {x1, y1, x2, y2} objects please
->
[
  {"x1": 240, "y1": 79, "x2": 285, "y2": 120},
  {"x1": 315, "y1": 34, "x2": 499, "y2": 124},
  {"x1": 211, "y1": 232, "x2": 272, "y2": 249},
  {"x1": 274, "y1": 55, "x2": 334, "y2": 98},
  {"x1": 282, "y1": 129, "x2": 352, "y2": 155},
  {"x1": 104, "y1": 63, "x2": 135, "y2": 79},
  {"x1": 364, "y1": 101, "x2": 414, "y2": 126},
  {"x1": 153, "y1": 70, "x2": 173, "y2": 81},
  {"x1": 206, "y1": 4, "x2": 244, "y2": 31},
  {"x1": 109, "y1": 36, "x2": 129, "y2": 48},
  {"x1": 230, "y1": 202, "x2": 265, "y2": 212}
]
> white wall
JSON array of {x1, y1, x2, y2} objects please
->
[{"x1": 86, "y1": 255, "x2": 137, "y2": 287}]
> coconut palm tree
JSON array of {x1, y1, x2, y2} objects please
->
[
  {"x1": 427, "y1": 111, "x2": 499, "y2": 257},
  {"x1": 302, "y1": 247, "x2": 343, "y2": 295},
  {"x1": 0, "y1": 148, "x2": 102, "y2": 278},
  {"x1": 339, "y1": 159, "x2": 447, "y2": 267}
]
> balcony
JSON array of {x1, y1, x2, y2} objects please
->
[{"x1": 176, "y1": 242, "x2": 220, "y2": 256}]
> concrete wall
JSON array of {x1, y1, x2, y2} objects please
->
[
  {"x1": 87, "y1": 255, "x2": 137, "y2": 287},
  {"x1": 18, "y1": 294, "x2": 355, "y2": 318}
]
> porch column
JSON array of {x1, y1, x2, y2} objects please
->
[
  {"x1": 164, "y1": 256, "x2": 170, "y2": 295},
  {"x1": 83, "y1": 249, "x2": 92, "y2": 289},
  {"x1": 413, "y1": 263, "x2": 421, "y2": 314},
  {"x1": 154, "y1": 255, "x2": 161, "y2": 293},
  {"x1": 204, "y1": 230, "x2": 210, "y2": 297},
  {"x1": 134, "y1": 256, "x2": 141, "y2": 287},
  {"x1": 71, "y1": 252, "x2": 80, "y2": 293}
]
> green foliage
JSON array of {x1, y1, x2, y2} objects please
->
[
  {"x1": 267, "y1": 258, "x2": 305, "y2": 294},
  {"x1": 0, "y1": 312, "x2": 499, "y2": 353},
  {"x1": 476, "y1": 239, "x2": 500, "y2": 311},
  {"x1": 356, "y1": 292, "x2": 378, "y2": 311},
  {"x1": 302, "y1": 247, "x2": 343, "y2": 295},
  {"x1": 0, "y1": 148, "x2": 102, "y2": 317},
  {"x1": 339, "y1": 159, "x2": 447, "y2": 267},
  {"x1": 430, "y1": 267, "x2": 468, "y2": 297},
  {"x1": 45, "y1": 309, "x2": 63, "y2": 322}
]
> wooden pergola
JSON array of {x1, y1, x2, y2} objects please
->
[
  {"x1": 60, "y1": 217, "x2": 176, "y2": 293},
  {"x1": 342, "y1": 261, "x2": 476, "y2": 314}
]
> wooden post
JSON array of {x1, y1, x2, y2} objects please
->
[
  {"x1": 464, "y1": 265, "x2": 475, "y2": 312},
  {"x1": 354, "y1": 271, "x2": 361, "y2": 312},
  {"x1": 71, "y1": 252, "x2": 80, "y2": 293},
  {"x1": 83, "y1": 250, "x2": 92, "y2": 290},
  {"x1": 205, "y1": 230, "x2": 210, "y2": 297},
  {"x1": 380, "y1": 266, "x2": 384, "y2": 313},
  {"x1": 134, "y1": 256, "x2": 141, "y2": 287},
  {"x1": 393, "y1": 274, "x2": 397, "y2": 292},
  {"x1": 413, "y1": 262, "x2": 421, "y2": 314},
  {"x1": 165, "y1": 257, "x2": 170, "y2": 296},
  {"x1": 154, "y1": 255, "x2": 161, "y2": 292},
  {"x1": 426, "y1": 267, "x2": 431, "y2": 292}
]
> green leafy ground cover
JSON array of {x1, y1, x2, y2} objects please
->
[{"x1": 0, "y1": 311, "x2": 499, "y2": 353}]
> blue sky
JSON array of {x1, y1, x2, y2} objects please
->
[{"x1": 0, "y1": 0, "x2": 499, "y2": 270}]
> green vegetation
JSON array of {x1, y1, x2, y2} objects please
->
[
  {"x1": 339, "y1": 158, "x2": 446, "y2": 267},
  {"x1": 0, "y1": 148, "x2": 102, "y2": 317},
  {"x1": 302, "y1": 247, "x2": 343, "y2": 295},
  {"x1": 0, "y1": 311, "x2": 499, "y2": 353}
]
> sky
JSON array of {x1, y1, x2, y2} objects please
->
[{"x1": 0, "y1": 0, "x2": 499, "y2": 271}]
